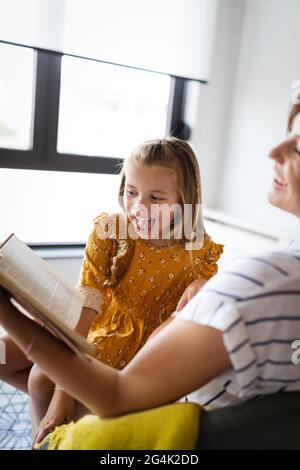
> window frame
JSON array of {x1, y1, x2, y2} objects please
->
[{"x1": 0, "y1": 41, "x2": 204, "y2": 174}]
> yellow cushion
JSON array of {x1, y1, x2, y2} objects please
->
[{"x1": 39, "y1": 402, "x2": 201, "y2": 450}]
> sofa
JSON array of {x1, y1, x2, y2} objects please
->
[{"x1": 197, "y1": 391, "x2": 300, "y2": 450}]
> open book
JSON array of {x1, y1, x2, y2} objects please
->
[{"x1": 0, "y1": 234, "x2": 95, "y2": 356}]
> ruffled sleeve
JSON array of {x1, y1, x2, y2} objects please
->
[
  {"x1": 191, "y1": 234, "x2": 223, "y2": 281},
  {"x1": 76, "y1": 213, "x2": 113, "y2": 313}
]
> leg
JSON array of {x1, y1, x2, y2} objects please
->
[
  {"x1": 29, "y1": 364, "x2": 91, "y2": 446},
  {"x1": 28, "y1": 365, "x2": 91, "y2": 427},
  {"x1": 27, "y1": 364, "x2": 55, "y2": 434},
  {"x1": 0, "y1": 334, "x2": 33, "y2": 393},
  {"x1": 74, "y1": 400, "x2": 91, "y2": 421}
]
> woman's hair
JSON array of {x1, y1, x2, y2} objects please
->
[
  {"x1": 287, "y1": 99, "x2": 300, "y2": 132},
  {"x1": 118, "y1": 137, "x2": 203, "y2": 245}
]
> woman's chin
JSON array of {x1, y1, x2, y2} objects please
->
[
  {"x1": 268, "y1": 190, "x2": 290, "y2": 213},
  {"x1": 268, "y1": 189, "x2": 282, "y2": 208}
]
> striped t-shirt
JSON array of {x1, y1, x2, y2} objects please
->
[{"x1": 176, "y1": 242, "x2": 300, "y2": 408}]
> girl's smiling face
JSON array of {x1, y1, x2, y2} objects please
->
[
  {"x1": 268, "y1": 112, "x2": 300, "y2": 218},
  {"x1": 123, "y1": 160, "x2": 179, "y2": 243}
]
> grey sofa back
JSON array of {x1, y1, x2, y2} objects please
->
[{"x1": 197, "y1": 391, "x2": 300, "y2": 450}]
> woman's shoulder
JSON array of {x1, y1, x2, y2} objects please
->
[{"x1": 228, "y1": 248, "x2": 300, "y2": 282}]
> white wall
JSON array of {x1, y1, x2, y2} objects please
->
[
  {"x1": 189, "y1": 0, "x2": 245, "y2": 208},
  {"x1": 207, "y1": 0, "x2": 300, "y2": 239},
  {"x1": 47, "y1": 256, "x2": 82, "y2": 285}
]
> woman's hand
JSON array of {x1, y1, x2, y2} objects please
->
[
  {"x1": 176, "y1": 278, "x2": 206, "y2": 312},
  {"x1": 33, "y1": 390, "x2": 75, "y2": 447}
]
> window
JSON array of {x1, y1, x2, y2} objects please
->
[
  {"x1": 58, "y1": 56, "x2": 171, "y2": 158},
  {"x1": 0, "y1": 42, "x2": 188, "y2": 243},
  {"x1": 0, "y1": 43, "x2": 35, "y2": 150},
  {"x1": 0, "y1": 168, "x2": 120, "y2": 243}
]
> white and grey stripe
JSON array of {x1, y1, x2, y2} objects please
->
[{"x1": 177, "y1": 245, "x2": 300, "y2": 408}]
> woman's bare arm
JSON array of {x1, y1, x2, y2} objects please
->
[
  {"x1": 0, "y1": 289, "x2": 230, "y2": 419},
  {"x1": 118, "y1": 318, "x2": 230, "y2": 415}
]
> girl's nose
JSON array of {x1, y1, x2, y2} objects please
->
[
  {"x1": 132, "y1": 202, "x2": 148, "y2": 217},
  {"x1": 135, "y1": 197, "x2": 147, "y2": 207}
]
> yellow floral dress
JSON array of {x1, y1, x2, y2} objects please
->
[{"x1": 77, "y1": 213, "x2": 223, "y2": 369}]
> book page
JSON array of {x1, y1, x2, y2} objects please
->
[{"x1": 0, "y1": 235, "x2": 84, "y2": 329}]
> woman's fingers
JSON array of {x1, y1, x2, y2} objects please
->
[
  {"x1": 176, "y1": 294, "x2": 188, "y2": 311},
  {"x1": 187, "y1": 287, "x2": 197, "y2": 302},
  {"x1": 177, "y1": 286, "x2": 198, "y2": 311}
]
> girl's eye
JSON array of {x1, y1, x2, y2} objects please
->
[
  {"x1": 151, "y1": 195, "x2": 164, "y2": 201},
  {"x1": 126, "y1": 189, "x2": 136, "y2": 196}
]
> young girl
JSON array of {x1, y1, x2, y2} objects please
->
[
  {"x1": 0, "y1": 137, "x2": 223, "y2": 444},
  {"x1": 75, "y1": 137, "x2": 223, "y2": 369}
]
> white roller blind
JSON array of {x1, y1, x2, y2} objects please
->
[
  {"x1": 0, "y1": 0, "x2": 65, "y2": 53},
  {"x1": 0, "y1": 0, "x2": 218, "y2": 80}
]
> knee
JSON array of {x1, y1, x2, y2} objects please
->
[{"x1": 28, "y1": 364, "x2": 53, "y2": 402}]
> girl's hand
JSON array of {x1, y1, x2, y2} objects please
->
[
  {"x1": 176, "y1": 278, "x2": 206, "y2": 312},
  {"x1": 33, "y1": 390, "x2": 75, "y2": 447}
]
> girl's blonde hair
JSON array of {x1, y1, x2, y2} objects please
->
[{"x1": 118, "y1": 137, "x2": 203, "y2": 245}]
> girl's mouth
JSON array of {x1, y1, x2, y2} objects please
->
[{"x1": 131, "y1": 215, "x2": 156, "y2": 232}]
